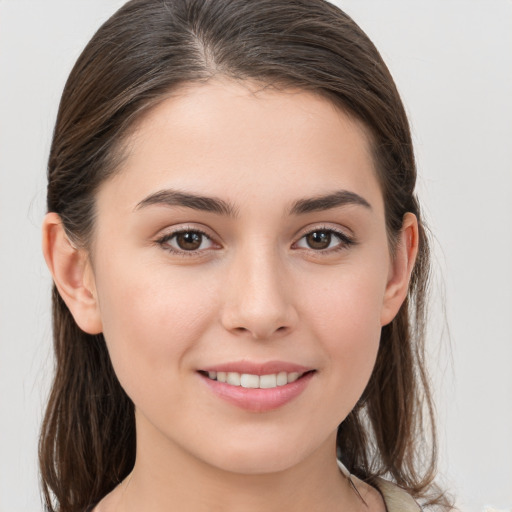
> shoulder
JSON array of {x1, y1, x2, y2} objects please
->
[{"x1": 372, "y1": 477, "x2": 422, "y2": 512}]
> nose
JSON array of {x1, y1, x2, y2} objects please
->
[{"x1": 220, "y1": 246, "x2": 298, "y2": 340}]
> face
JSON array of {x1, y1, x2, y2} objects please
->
[{"x1": 85, "y1": 80, "x2": 402, "y2": 475}]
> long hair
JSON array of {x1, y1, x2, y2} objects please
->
[{"x1": 40, "y1": 1, "x2": 449, "y2": 510}]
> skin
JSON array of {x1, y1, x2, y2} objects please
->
[{"x1": 43, "y1": 79, "x2": 418, "y2": 512}]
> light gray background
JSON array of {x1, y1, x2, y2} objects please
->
[{"x1": 0, "y1": 1, "x2": 511, "y2": 511}]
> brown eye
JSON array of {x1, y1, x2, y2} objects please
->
[
  {"x1": 175, "y1": 231, "x2": 204, "y2": 250},
  {"x1": 159, "y1": 230, "x2": 214, "y2": 253},
  {"x1": 294, "y1": 228, "x2": 355, "y2": 253},
  {"x1": 305, "y1": 230, "x2": 332, "y2": 250}
]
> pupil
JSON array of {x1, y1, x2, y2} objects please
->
[
  {"x1": 307, "y1": 231, "x2": 331, "y2": 249},
  {"x1": 177, "y1": 232, "x2": 202, "y2": 250}
]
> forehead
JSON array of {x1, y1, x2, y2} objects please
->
[{"x1": 99, "y1": 79, "x2": 383, "y2": 215}]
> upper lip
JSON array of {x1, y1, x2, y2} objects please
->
[{"x1": 199, "y1": 360, "x2": 313, "y2": 376}]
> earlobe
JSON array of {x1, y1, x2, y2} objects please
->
[
  {"x1": 42, "y1": 212, "x2": 103, "y2": 334},
  {"x1": 380, "y1": 213, "x2": 419, "y2": 326}
]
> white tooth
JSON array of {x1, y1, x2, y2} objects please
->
[
  {"x1": 227, "y1": 372, "x2": 241, "y2": 386},
  {"x1": 276, "y1": 371, "x2": 287, "y2": 386},
  {"x1": 217, "y1": 372, "x2": 227, "y2": 383},
  {"x1": 208, "y1": 371, "x2": 217, "y2": 380},
  {"x1": 240, "y1": 373, "x2": 259, "y2": 388},
  {"x1": 260, "y1": 374, "x2": 277, "y2": 389},
  {"x1": 287, "y1": 372, "x2": 300, "y2": 383}
]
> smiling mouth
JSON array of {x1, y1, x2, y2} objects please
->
[{"x1": 198, "y1": 370, "x2": 315, "y2": 389}]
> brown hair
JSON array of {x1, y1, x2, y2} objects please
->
[{"x1": 41, "y1": 0, "x2": 449, "y2": 510}]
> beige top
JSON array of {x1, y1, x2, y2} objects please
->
[
  {"x1": 337, "y1": 460, "x2": 421, "y2": 512},
  {"x1": 374, "y1": 477, "x2": 422, "y2": 512}
]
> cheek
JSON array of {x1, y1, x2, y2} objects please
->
[
  {"x1": 93, "y1": 257, "x2": 218, "y2": 399},
  {"x1": 300, "y1": 264, "x2": 386, "y2": 409},
  {"x1": 303, "y1": 258, "x2": 387, "y2": 340}
]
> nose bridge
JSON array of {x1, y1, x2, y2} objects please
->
[{"x1": 221, "y1": 240, "x2": 297, "y2": 339}]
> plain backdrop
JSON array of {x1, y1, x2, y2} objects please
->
[{"x1": 0, "y1": 1, "x2": 511, "y2": 511}]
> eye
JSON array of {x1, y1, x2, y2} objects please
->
[
  {"x1": 294, "y1": 228, "x2": 354, "y2": 252},
  {"x1": 157, "y1": 229, "x2": 215, "y2": 253}
]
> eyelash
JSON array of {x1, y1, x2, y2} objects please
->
[{"x1": 155, "y1": 226, "x2": 356, "y2": 257}]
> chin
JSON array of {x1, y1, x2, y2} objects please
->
[
  {"x1": 193, "y1": 428, "x2": 324, "y2": 476},
  {"x1": 208, "y1": 450, "x2": 300, "y2": 475}
]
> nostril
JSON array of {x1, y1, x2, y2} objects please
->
[{"x1": 230, "y1": 324, "x2": 289, "y2": 339}]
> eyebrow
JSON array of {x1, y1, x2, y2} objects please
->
[
  {"x1": 135, "y1": 189, "x2": 238, "y2": 217},
  {"x1": 135, "y1": 188, "x2": 371, "y2": 217},
  {"x1": 289, "y1": 190, "x2": 371, "y2": 215}
]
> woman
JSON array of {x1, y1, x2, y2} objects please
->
[{"x1": 40, "y1": 0, "x2": 451, "y2": 510}]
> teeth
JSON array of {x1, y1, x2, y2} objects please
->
[
  {"x1": 276, "y1": 371, "x2": 287, "y2": 386},
  {"x1": 227, "y1": 372, "x2": 241, "y2": 386},
  {"x1": 240, "y1": 373, "x2": 259, "y2": 388},
  {"x1": 206, "y1": 371, "x2": 306, "y2": 388},
  {"x1": 288, "y1": 372, "x2": 300, "y2": 383},
  {"x1": 259, "y1": 374, "x2": 277, "y2": 388}
]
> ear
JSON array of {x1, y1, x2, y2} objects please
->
[
  {"x1": 42, "y1": 212, "x2": 103, "y2": 334},
  {"x1": 380, "y1": 212, "x2": 419, "y2": 326}
]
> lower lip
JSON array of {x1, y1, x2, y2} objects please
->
[{"x1": 199, "y1": 371, "x2": 315, "y2": 412}]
